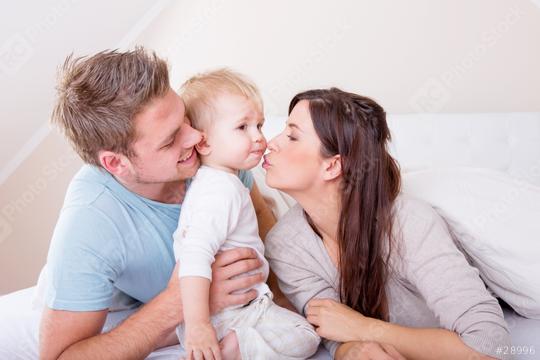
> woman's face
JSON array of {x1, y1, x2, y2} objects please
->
[{"x1": 263, "y1": 100, "x2": 324, "y2": 193}]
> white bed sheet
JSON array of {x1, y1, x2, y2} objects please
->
[
  {"x1": 0, "y1": 286, "x2": 331, "y2": 359},
  {"x1": 1, "y1": 287, "x2": 539, "y2": 359}
]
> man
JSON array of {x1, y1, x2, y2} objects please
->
[{"x1": 38, "y1": 48, "x2": 277, "y2": 359}]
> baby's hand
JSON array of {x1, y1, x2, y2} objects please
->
[{"x1": 184, "y1": 322, "x2": 222, "y2": 360}]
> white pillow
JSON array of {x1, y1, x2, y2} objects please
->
[{"x1": 402, "y1": 167, "x2": 540, "y2": 319}]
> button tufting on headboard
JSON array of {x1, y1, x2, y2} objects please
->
[{"x1": 263, "y1": 112, "x2": 540, "y2": 187}]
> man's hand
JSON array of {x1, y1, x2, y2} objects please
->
[
  {"x1": 156, "y1": 248, "x2": 263, "y2": 350},
  {"x1": 209, "y1": 247, "x2": 263, "y2": 314},
  {"x1": 39, "y1": 248, "x2": 262, "y2": 359}
]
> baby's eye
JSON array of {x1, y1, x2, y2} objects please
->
[
  {"x1": 237, "y1": 124, "x2": 247, "y2": 130},
  {"x1": 257, "y1": 123, "x2": 264, "y2": 130}
]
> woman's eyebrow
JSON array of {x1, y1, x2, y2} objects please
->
[{"x1": 287, "y1": 123, "x2": 303, "y2": 132}]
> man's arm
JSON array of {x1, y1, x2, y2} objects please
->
[
  {"x1": 40, "y1": 248, "x2": 262, "y2": 360},
  {"x1": 40, "y1": 264, "x2": 183, "y2": 360}
]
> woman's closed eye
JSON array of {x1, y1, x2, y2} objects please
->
[{"x1": 287, "y1": 134, "x2": 297, "y2": 141}]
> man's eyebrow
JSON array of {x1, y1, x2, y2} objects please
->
[{"x1": 159, "y1": 127, "x2": 181, "y2": 148}]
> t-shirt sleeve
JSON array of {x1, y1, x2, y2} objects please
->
[
  {"x1": 174, "y1": 181, "x2": 243, "y2": 280},
  {"x1": 398, "y1": 199, "x2": 511, "y2": 359},
  {"x1": 238, "y1": 169, "x2": 254, "y2": 190},
  {"x1": 44, "y1": 206, "x2": 124, "y2": 312}
]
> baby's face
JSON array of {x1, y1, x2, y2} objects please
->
[{"x1": 204, "y1": 92, "x2": 266, "y2": 171}]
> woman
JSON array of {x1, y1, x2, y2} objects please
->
[{"x1": 263, "y1": 88, "x2": 511, "y2": 360}]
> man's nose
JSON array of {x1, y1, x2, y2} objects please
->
[{"x1": 184, "y1": 124, "x2": 203, "y2": 147}]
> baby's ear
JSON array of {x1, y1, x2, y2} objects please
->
[{"x1": 195, "y1": 133, "x2": 211, "y2": 156}]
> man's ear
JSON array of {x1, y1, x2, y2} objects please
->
[
  {"x1": 98, "y1": 151, "x2": 131, "y2": 177},
  {"x1": 195, "y1": 132, "x2": 211, "y2": 156},
  {"x1": 322, "y1": 154, "x2": 342, "y2": 181}
]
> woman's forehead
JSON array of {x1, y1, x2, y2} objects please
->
[{"x1": 289, "y1": 100, "x2": 314, "y2": 131}]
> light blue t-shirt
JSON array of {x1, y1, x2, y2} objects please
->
[{"x1": 44, "y1": 165, "x2": 254, "y2": 311}]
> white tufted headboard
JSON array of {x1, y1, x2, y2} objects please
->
[
  {"x1": 385, "y1": 113, "x2": 540, "y2": 186},
  {"x1": 257, "y1": 112, "x2": 540, "y2": 218}
]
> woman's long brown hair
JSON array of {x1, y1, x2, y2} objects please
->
[{"x1": 289, "y1": 88, "x2": 401, "y2": 320}]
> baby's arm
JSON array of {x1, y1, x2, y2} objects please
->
[
  {"x1": 174, "y1": 178, "x2": 244, "y2": 359},
  {"x1": 180, "y1": 276, "x2": 221, "y2": 360}
]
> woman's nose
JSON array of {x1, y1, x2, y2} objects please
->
[{"x1": 267, "y1": 136, "x2": 278, "y2": 152}]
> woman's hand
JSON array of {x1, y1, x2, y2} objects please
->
[
  {"x1": 306, "y1": 298, "x2": 378, "y2": 343},
  {"x1": 336, "y1": 341, "x2": 405, "y2": 360}
]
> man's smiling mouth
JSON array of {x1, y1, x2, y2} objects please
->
[{"x1": 178, "y1": 149, "x2": 194, "y2": 163}]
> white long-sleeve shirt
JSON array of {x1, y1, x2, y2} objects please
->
[{"x1": 173, "y1": 165, "x2": 270, "y2": 299}]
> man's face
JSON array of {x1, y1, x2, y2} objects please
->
[{"x1": 127, "y1": 88, "x2": 203, "y2": 184}]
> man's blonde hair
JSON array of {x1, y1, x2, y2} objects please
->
[
  {"x1": 51, "y1": 47, "x2": 169, "y2": 166},
  {"x1": 179, "y1": 68, "x2": 263, "y2": 130}
]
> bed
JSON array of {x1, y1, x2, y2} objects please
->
[{"x1": 1, "y1": 112, "x2": 539, "y2": 359}]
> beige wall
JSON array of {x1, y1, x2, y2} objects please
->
[
  {"x1": 0, "y1": 0, "x2": 170, "y2": 294},
  {"x1": 138, "y1": 0, "x2": 540, "y2": 114},
  {"x1": 0, "y1": 132, "x2": 82, "y2": 295},
  {"x1": 1, "y1": 0, "x2": 540, "y2": 294}
]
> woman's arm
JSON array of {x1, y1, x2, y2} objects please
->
[
  {"x1": 250, "y1": 183, "x2": 277, "y2": 241},
  {"x1": 335, "y1": 341, "x2": 405, "y2": 360},
  {"x1": 250, "y1": 184, "x2": 295, "y2": 309},
  {"x1": 306, "y1": 198, "x2": 511, "y2": 359},
  {"x1": 367, "y1": 319, "x2": 495, "y2": 360},
  {"x1": 397, "y1": 199, "x2": 510, "y2": 358},
  {"x1": 307, "y1": 298, "x2": 494, "y2": 360},
  {"x1": 264, "y1": 215, "x2": 341, "y2": 356}
]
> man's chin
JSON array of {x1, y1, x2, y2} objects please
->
[{"x1": 176, "y1": 158, "x2": 200, "y2": 178}]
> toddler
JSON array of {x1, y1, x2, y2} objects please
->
[{"x1": 173, "y1": 69, "x2": 320, "y2": 360}]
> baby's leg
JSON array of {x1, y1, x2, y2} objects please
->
[
  {"x1": 232, "y1": 296, "x2": 320, "y2": 360},
  {"x1": 219, "y1": 331, "x2": 241, "y2": 360}
]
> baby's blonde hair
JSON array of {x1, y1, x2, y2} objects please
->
[{"x1": 179, "y1": 68, "x2": 263, "y2": 130}]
